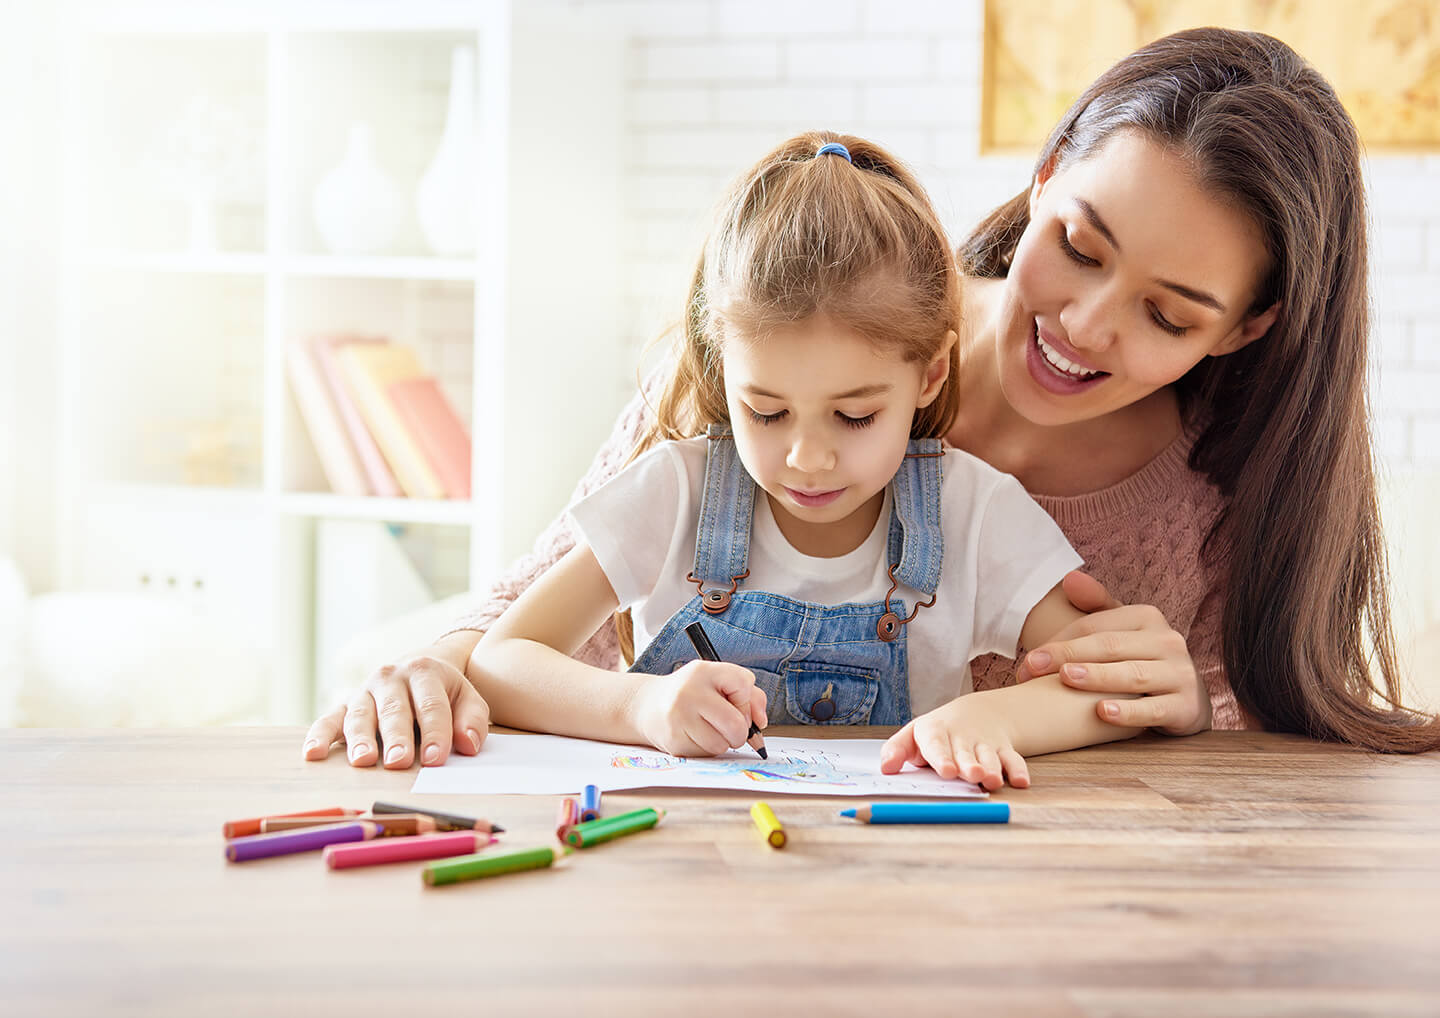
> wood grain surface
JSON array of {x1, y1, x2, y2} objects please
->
[{"x1": 2, "y1": 727, "x2": 1437, "y2": 1017}]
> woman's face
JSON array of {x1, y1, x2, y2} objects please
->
[{"x1": 993, "y1": 129, "x2": 1278, "y2": 427}]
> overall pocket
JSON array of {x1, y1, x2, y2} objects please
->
[{"x1": 783, "y1": 663, "x2": 879, "y2": 725}]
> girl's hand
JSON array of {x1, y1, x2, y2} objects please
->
[
  {"x1": 302, "y1": 632, "x2": 492, "y2": 769},
  {"x1": 1015, "y1": 571, "x2": 1211, "y2": 736},
  {"x1": 878, "y1": 694, "x2": 1029, "y2": 791},
  {"x1": 628, "y1": 661, "x2": 768, "y2": 757}
]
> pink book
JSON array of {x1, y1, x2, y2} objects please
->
[
  {"x1": 387, "y1": 376, "x2": 472, "y2": 499},
  {"x1": 310, "y1": 335, "x2": 402, "y2": 498}
]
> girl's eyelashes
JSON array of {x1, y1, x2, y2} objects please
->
[{"x1": 743, "y1": 405, "x2": 877, "y2": 429}]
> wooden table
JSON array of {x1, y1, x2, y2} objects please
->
[{"x1": 3, "y1": 728, "x2": 1438, "y2": 1016}]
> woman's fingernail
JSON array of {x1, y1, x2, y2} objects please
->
[
  {"x1": 466, "y1": 729, "x2": 481, "y2": 752},
  {"x1": 1102, "y1": 702, "x2": 1120, "y2": 719},
  {"x1": 1029, "y1": 651, "x2": 1051, "y2": 670},
  {"x1": 423, "y1": 744, "x2": 441, "y2": 765},
  {"x1": 385, "y1": 745, "x2": 404, "y2": 765},
  {"x1": 1066, "y1": 665, "x2": 1088, "y2": 681}
]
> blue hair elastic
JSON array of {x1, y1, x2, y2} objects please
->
[{"x1": 816, "y1": 142, "x2": 853, "y2": 163}]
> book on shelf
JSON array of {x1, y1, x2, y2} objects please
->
[
  {"x1": 334, "y1": 342, "x2": 456, "y2": 500},
  {"x1": 311, "y1": 335, "x2": 403, "y2": 498},
  {"x1": 387, "y1": 376, "x2": 472, "y2": 499},
  {"x1": 284, "y1": 343, "x2": 370, "y2": 497}
]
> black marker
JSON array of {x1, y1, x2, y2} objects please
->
[{"x1": 684, "y1": 620, "x2": 768, "y2": 759}]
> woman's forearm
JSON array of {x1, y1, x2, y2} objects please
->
[{"x1": 467, "y1": 638, "x2": 650, "y2": 745}]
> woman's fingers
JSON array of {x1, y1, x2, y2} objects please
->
[
  {"x1": 302, "y1": 702, "x2": 347, "y2": 761},
  {"x1": 1026, "y1": 626, "x2": 1184, "y2": 676},
  {"x1": 1059, "y1": 570, "x2": 1122, "y2": 613},
  {"x1": 340, "y1": 690, "x2": 382, "y2": 767}
]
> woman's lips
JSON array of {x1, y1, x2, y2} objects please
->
[
  {"x1": 785, "y1": 486, "x2": 845, "y2": 508},
  {"x1": 1026, "y1": 321, "x2": 1109, "y2": 395}
]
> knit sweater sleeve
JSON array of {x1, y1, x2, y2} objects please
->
[{"x1": 437, "y1": 380, "x2": 655, "y2": 670}]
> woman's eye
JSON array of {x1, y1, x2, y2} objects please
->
[
  {"x1": 837, "y1": 411, "x2": 876, "y2": 430},
  {"x1": 1058, "y1": 227, "x2": 1099, "y2": 267},
  {"x1": 746, "y1": 406, "x2": 787, "y2": 425},
  {"x1": 1148, "y1": 304, "x2": 1189, "y2": 336}
]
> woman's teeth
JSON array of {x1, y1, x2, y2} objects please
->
[{"x1": 1037, "y1": 331, "x2": 1101, "y2": 379}]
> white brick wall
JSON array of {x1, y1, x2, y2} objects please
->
[{"x1": 577, "y1": 0, "x2": 1440, "y2": 469}]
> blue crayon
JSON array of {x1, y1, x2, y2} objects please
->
[
  {"x1": 839, "y1": 802, "x2": 1010, "y2": 824},
  {"x1": 580, "y1": 784, "x2": 602, "y2": 822}
]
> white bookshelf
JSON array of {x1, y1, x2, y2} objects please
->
[{"x1": 53, "y1": 0, "x2": 624, "y2": 722}]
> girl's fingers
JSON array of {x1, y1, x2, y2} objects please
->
[
  {"x1": 914, "y1": 722, "x2": 960, "y2": 780},
  {"x1": 879, "y1": 723, "x2": 918, "y2": 774},
  {"x1": 998, "y1": 747, "x2": 1030, "y2": 788},
  {"x1": 302, "y1": 703, "x2": 347, "y2": 760},
  {"x1": 682, "y1": 716, "x2": 731, "y2": 757},
  {"x1": 696, "y1": 695, "x2": 750, "y2": 750},
  {"x1": 970, "y1": 742, "x2": 1004, "y2": 791}
]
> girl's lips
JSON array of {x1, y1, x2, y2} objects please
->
[
  {"x1": 1026, "y1": 321, "x2": 1109, "y2": 396},
  {"x1": 785, "y1": 486, "x2": 845, "y2": 508}
]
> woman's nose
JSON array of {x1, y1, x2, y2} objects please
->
[{"x1": 1059, "y1": 288, "x2": 1120, "y2": 353}]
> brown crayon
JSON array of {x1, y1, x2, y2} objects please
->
[{"x1": 371, "y1": 800, "x2": 504, "y2": 835}]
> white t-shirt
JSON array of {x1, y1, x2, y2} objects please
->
[{"x1": 569, "y1": 436, "x2": 1082, "y2": 714}]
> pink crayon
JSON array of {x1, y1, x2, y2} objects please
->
[
  {"x1": 226, "y1": 821, "x2": 378, "y2": 862},
  {"x1": 324, "y1": 831, "x2": 496, "y2": 870}
]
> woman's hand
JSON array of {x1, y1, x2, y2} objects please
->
[
  {"x1": 1015, "y1": 571, "x2": 1211, "y2": 736},
  {"x1": 878, "y1": 694, "x2": 1029, "y2": 791},
  {"x1": 301, "y1": 631, "x2": 492, "y2": 768},
  {"x1": 627, "y1": 661, "x2": 767, "y2": 758}
]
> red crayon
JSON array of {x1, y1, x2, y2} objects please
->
[
  {"x1": 556, "y1": 797, "x2": 580, "y2": 840},
  {"x1": 222, "y1": 806, "x2": 362, "y2": 839},
  {"x1": 324, "y1": 832, "x2": 495, "y2": 870}
]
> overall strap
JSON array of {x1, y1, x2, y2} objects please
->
[
  {"x1": 884, "y1": 438, "x2": 945, "y2": 597},
  {"x1": 691, "y1": 424, "x2": 756, "y2": 586}
]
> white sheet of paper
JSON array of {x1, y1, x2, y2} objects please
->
[{"x1": 409, "y1": 733, "x2": 986, "y2": 798}]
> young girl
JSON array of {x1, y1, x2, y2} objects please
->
[{"x1": 466, "y1": 132, "x2": 1141, "y2": 789}]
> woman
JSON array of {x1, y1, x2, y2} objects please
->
[{"x1": 304, "y1": 27, "x2": 1439, "y2": 770}]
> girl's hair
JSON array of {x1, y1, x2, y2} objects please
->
[
  {"x1": 960, "y1": 27, "x2": 1438, "y2": 752},
  {"x1": 639, "y1": 130, "x2": 961, "y2": 454},
  {"x1": 617, "y1": 130, "x2": 962, "y2": 661}
]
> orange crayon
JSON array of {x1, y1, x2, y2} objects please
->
[{"x1": 222, "y1": 807, "x2": 361, "y2": 839}]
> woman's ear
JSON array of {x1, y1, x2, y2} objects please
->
[
  {"x1": 1211, "y1": 301, "x2": 1280, "y2": 357},
  {"x1": 917, "y1": 331, "x2": 957, "y2": 408},
  {"x1": 1027, "y1": 154, "x2": 1059, "y2": 219}
]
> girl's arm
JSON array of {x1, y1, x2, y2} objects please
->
[
  {"x1": 469, "y1": 541, "x2": 767, "y2": 756},
  {"x1": 879, "y1": 583, "x2": 1141, "y2": 789}
]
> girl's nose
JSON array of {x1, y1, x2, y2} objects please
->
[{"x1": 786, "y1": 429, "x2": 835, "y2": 474}]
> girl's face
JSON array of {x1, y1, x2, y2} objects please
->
[
  {"x1": 723, "y1": 313, "x2": 951, "y2": 556},
  {"x1": 994, "y1": 130, "x2": 1278, "y2": 427}
]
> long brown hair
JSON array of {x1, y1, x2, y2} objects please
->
[
  {"x1": 960, "y1": 28, "x2": 1438, "y2": 752},
  {"x1": 618, "y1": 130, "x2": 962, "y2": 662}
]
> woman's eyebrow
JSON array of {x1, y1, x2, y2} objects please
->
[{"x1": 1075, "y1": 198, "x2": 1228, "y2": 314}]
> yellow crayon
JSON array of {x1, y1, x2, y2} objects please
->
[{"x1": 751, "y1": 801, "x2": 786, "y2": 849}]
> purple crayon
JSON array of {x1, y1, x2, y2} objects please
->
[{"x1": 226, "y1": 820, "x2": 379, "y2": 862}]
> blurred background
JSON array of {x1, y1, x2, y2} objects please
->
[{"x1": 0, "y1": 0, "x2": 1436, "y2": 728}]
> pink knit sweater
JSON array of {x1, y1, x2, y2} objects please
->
[{"x1": 444, "y1": 385, "x2": 1247, "y2": 731}]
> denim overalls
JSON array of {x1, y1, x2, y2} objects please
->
[{"x1": 630, "y1": 426, "x2": 944, "y2": 726}]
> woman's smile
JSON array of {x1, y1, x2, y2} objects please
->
[{"x1": 1025, "y1": 319, "x2": 1110, "y2": 394}]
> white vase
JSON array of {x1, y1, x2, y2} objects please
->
[
  {"x1": 416, "y1": 46, "x2": 478, "y2": 257},
  {"x1": 312, "y1": 122, "x2": 400, "y2": 255}
]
